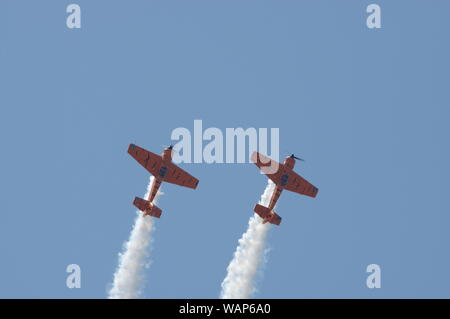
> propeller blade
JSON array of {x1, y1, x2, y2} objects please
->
[{"x1": 290, "y1": 154, "x2": 305, "y2": 161}]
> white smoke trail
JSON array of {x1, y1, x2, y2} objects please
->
[
  {"x1": 108, "y1": 176, "x2": 162, "y2": 299},
  {"x1": 220, "y1": 180, "x2": 276, "y2": 299}
]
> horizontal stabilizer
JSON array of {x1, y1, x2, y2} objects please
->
[
  {"x1": 133, "y1": 197, "x2": 162, "y2": 218},
  {"x1": 253, "y1": 204, "x2": 282, "y2": 226}
]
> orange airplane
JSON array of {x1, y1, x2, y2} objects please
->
[
  {"x1": 127, "y1": 144, "x2": 199, "y2": 218},
  {"x1": 251, "y1": 151, "x2": 319, "y2": 225}
]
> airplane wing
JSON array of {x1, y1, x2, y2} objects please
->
[
  {"x1": 284, "y1": 170, "x2": 319, "y2": 198},
  {"x1": 127, "y1": 144, "x2": 162, "y2": 177},
  {"x1": 251, "y1": 151, "x2": 284, "y2": 184},
  {"x1": 164, "y1": 162, "x2": 199, "y2": 189},
  {"x1": 252, "y1": 151, "x2": 318, "y2": 198}
]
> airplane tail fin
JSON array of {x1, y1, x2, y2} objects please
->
[
  {"x1": 133, "y1": 197, "x2": 162, "y2": 218},
  {"x1": 253, "y1": 204, "x2": 282, "y2": 226}
]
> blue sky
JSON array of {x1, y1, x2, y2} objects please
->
[{"x1": 1, "y1": 0, "x2": 449, "y2": 298}]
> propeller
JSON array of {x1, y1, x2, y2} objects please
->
[
  {"x1": 162, "y1": 144, "x2": 179, "y2": 153},
  {"x1": 290, "y1": 154, "x2": 304, "y2": 161},
  {"x1": 283, "y1": 149, "x2": 304, "y2": 161}
]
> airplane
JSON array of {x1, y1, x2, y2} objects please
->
[
  {"x1": 251, "y1": 151, "x2": 319, "y2": 226},
  {"x1": 127, "y1": 144, "x2": 199, "y2": 218}
]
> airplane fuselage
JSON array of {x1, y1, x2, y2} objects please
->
[
  {"x1": 267, "y1": 156, "x2": 296, "y2": 211},
  {"x1": 147, "y1": 148, "x2": 173, "y2": 203}
]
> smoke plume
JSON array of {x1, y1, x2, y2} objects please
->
[
  {"x1": 108, "y1": 176, "x2": 161, "y2": 299},
  {"x1": 220, "y1": 180, "x2": 275, "y2": 298}
]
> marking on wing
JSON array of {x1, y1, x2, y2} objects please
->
[{"x1": 144, "y1": 153, "x2": 150, "y2": 167}]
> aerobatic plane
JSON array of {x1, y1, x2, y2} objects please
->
[
  {"x1": 251, "y1": 151, "x2": 319, "y2": 225},
  {"x1": 127, "y1": 144, "x2": 199, "y2": 218}
]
